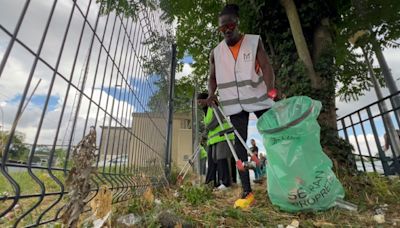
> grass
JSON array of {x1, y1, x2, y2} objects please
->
[
  {"x1": 0, "y1": 170, "x2": 68, "y2": 226},
  {"x1": 179, "y1": 182, "x2": 213, "y2": 206},
  {"x1": 117, "y1": 172, "x2": 400, "y2": 227},
  {"x1": 0, "y1": 170, "x2": 66, "y2": 197},
  {"x1": 2, "y1": 166, "x2": 399, "y2": 227},
  {"x1": 0, "y1": 167, "x2": 164, "y2": 227}
]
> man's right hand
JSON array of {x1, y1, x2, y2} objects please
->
[
  {"x1": 267, "y1": 88, "x2": 277, "y2": 100},
  {"x1": 198, "y1": 95, "x2": 218, "y2": 107}
]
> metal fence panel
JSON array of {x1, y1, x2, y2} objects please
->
[
  {"x1": 0, "y1": 0, "x2": 172, "y2": 226},
  {"x1": 337, "y1": 91, "x2": 400, "y2": 176}
]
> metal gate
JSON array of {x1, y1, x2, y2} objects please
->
[
  {"x1": 337, "y1": 92, "x2": 400, "y2": 176},
  {"x1": 0, "y1": 0, "x2": 173, "y2": 226}
]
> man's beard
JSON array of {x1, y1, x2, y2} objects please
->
[{"x1": 225, "y1": 34, "x2": 241, "y2": 46}]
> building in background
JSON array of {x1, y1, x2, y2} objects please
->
[{"x1": 99, "y1": 112, "x2": 192, "y2": 170}]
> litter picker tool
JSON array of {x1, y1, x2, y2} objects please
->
[
  {"x1": 211, "y1": 106, "x2": 260, "y2": 172},
  {"x1": 176, "y1": 145, "x2": 201, "y2": 185}
]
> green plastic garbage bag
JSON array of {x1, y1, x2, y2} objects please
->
[{"x1": 257, "y1": 96, "x2": 344, "y2": 212}]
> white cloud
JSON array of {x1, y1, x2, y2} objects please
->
[
  {"x1": 348, "y1": 133, "x2": 384, "y2": 157},
  {"x1": 0, "y1": 1, "x2": 166, "y2": 188},
  {"x1": 0, "y1": 39, "x2": 139, "y2": 145},
  {"x1": 0, "y1": 1, "x2": 162, "y2": 148},
  {"x1": 175, "y1": 63, "x2": 193, "y2": 80}
]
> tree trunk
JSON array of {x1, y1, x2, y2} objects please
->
[
  {"x1": 280, "y1": 0, "x2": 319, "y2": 89},
  {"x1": 312, "y1": 18, "x2": 357, "y2": 173},
  {"x1": 312, "y1": 18, "x2": 337, "y2": 131},
  {"x1": 312, "y1": 18, "x2": 331, "y2": 64}
]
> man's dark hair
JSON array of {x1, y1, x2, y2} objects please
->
[
  {"x1": 197, "y1": 92, "x2": 209, "y2": 114},
  {"x1": 197, "y1": 92, "x2": 208, "y2": 100},
  {"x1": 219, "y1": 4, "x2": 239, "y2": 18}
]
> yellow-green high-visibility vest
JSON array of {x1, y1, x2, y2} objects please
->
[
  {"x1": 204, "y1": 107, "x2": 235, "y2": 145},
  {"x1": 200, "y1": 146, "x2": 207, "y2": 159}
]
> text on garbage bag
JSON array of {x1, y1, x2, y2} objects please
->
[{"x1": 287, "y1": 171, "x2": 334, "y2": 208}]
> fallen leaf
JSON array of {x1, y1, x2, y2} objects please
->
[
  {"x1": 90, "y1": 185, "x2": 112, "y2": 219},
  {"x1": 313, "y1": 220, "x2": 335, "y2": 227},
  {"x1": 143, "y1": 187, "x2": 154, "y2": 204},
  {"x1": 286, "y1": 219, "x2": 299, "y2": 228},
  {"x1": 174, "y1": 223, "x2": 183, "y2": 228}
]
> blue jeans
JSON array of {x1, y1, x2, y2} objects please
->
[{"x1": 254, "y1": 166, "x2": 262, "y2": 180}]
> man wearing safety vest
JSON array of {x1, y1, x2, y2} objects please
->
[
  {"x1": 198, "y1": 93, "x2": 235, "y2": 190},
  {"x1": 200, "y1": 4, "x2": 276, "y2": 209}
]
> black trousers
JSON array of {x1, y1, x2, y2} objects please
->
[
  {"x1": 205, "y1": 145, "x2": 232, "y2": 187},
  {"x1": 231, "y1": 157, "x2": 237, "y2": 183},
  {"x1": 205, "y1": 147, "x2": 217, "y2": 187},
  {"x1": 230, "y1": 109, "x2": 268, "y2": 193},
  {"x1": 217, "y1": 158, "x2": 231, "y2": 186}
]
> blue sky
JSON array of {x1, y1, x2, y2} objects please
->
[
  {"x1": 181, "y1": 56, "x2": 193, "y2": 64},
  {"x1": 9, "y1": 94, "x2": 59, "y2": 112},
  {"x1": 102, "y1": 75, "x2": 159, "y2": 113},
  {"x1": 5, "y1": 74, "x2": 160, "y2": 114}
]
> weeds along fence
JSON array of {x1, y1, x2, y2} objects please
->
[{"x1": 0, "y1": 0, "x2": 174, "y2": 226}]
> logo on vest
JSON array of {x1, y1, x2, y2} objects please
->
[{"x1": 243, "y1": 52, "x2": 252, "y2": 62}]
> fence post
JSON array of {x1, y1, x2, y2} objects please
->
[
  {"x1": 165, "y1": 43, "x2": 177, "y2": 178},
  {"x1": 193, "y1": 83, "x2": 200, "y2": 177},
  {"x1": 367, "y1": 107, "x2": 391, "y2": 175}
]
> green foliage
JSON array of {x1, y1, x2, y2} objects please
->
[
  {"x1": 96, "y1": 0, "x2": 156, "y2": 18},
  {"x1": 148, "y1": 0, "x2": 221, "y2": 113},
  {"x1": 160, "y1": 0, "x2": 223, "y2": 83},
  {"x1": 160, "y1": 0, "x2": 357, "y2": 170},
  {"x1": 55, "y1": 148, "x2": 67, "y2": 166},
  {"x1": 139, "y1": 28, "x2": 173, "y2": 113},
  {"x1": 160, "y1": 0, "x2": 399, "y2": 104},
  {"x1": 147, "y1": 74, "x2": 200, "y2": 113},
  {"x1": 95, "y1": 0, "x2": 178, "y2": 113},
  {"x1": 335, "y1": 40, "x2": 371, "y2": 101},
  {"x1": 0, "y1": 170, "x2": 65, "y2": 197},
  {"x1": 367, "y1": 173, "x2": 400, "y2": 201},
  {"x1": 222, "y1": 207, "x2": 243, "y2": 220},
  {"x1": 167, "y1": 165, "x2": 180, "y2": 185},
  {"x1": 99, "y1": 0, "x2": 399, "y2": 170},
  {"x1": 0, "y1": 131, "x2": 29, "y2": 161},
  {"x1": 127, "y1": 197, "x2": 143, "y2": 214},
  {"x1": 335, "y1": 0, "x2": 400, "y2": 101},
  {"x1": 337, "y1": 0, "x2": 400, "y2": 48},
  {"x1": 99, "y1": 0, "x2": 400, "y2": 105},
  {"x1": 340, "y1": 172, "x2": 400, "y2": 210},
  {"x1": 179, "y1": 183, "x2": 213, "y2": 205}
]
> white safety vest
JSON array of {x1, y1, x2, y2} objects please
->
[{"x1": 213, "y1": 34, "x2": 274, "y2": 116}]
